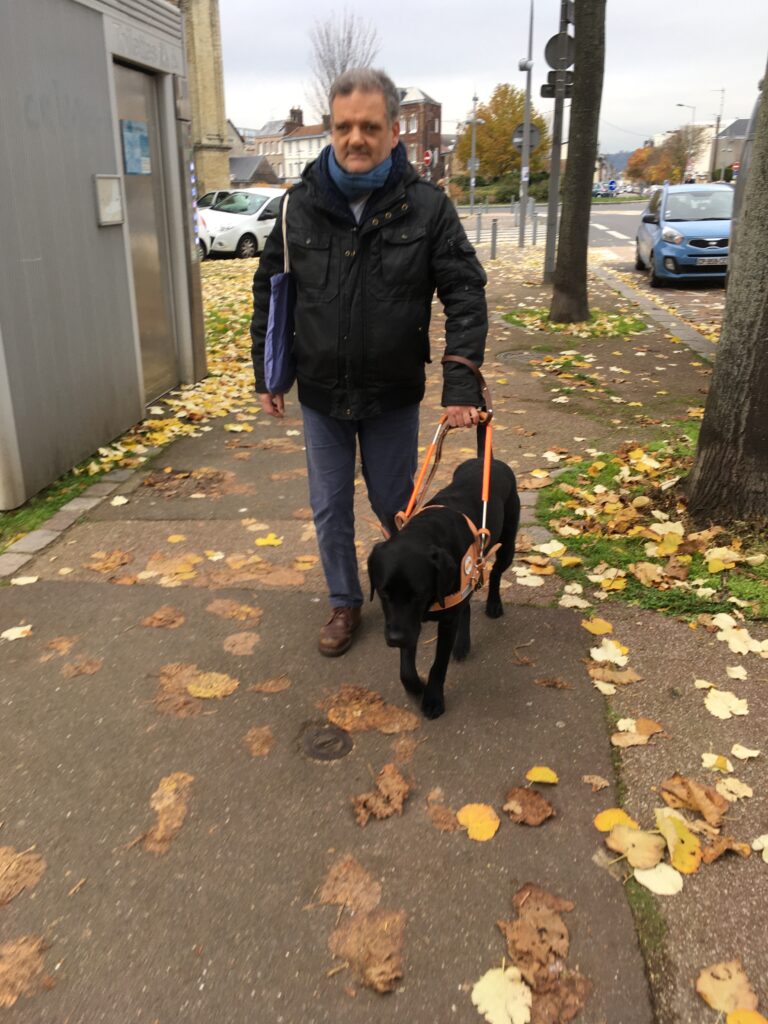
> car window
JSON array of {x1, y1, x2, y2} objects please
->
[
  {"x1": 197, "y1": 192, "x2": 216, "y2": 208},
  {"x1": 211, "y1": 192, "x2": 268, "y2": 215},
  {"x1": 260, "y1": 196, "x2": 282, "y2": 219},
  {"x1": 665, "y1": 189, "x2": 733, "y2": 221},
  {"x1": 649, "y1": 190, "x2": 661, "y2": 213}
]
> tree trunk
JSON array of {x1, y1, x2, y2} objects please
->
[
  {"x1": 549, "y1": 0, "x2": 606, "y2": 323},
  {"x1": 686, "y1": 71, "x2": 768, "y2": 526}
]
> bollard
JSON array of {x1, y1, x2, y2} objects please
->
[
  {"x1": 532, "y1": 211, "x2": 538, "y2": 246},
  {"x1": 476, "y1": 213, "x2": 482, "y2": 244},
  {"x1": 491, "y1": 219, "x2": 498, "y2": 259},
  {"x1": 484, "y1": 198, "x2": 489, "y2": 213}
]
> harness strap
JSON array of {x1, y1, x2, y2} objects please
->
[{"x1": 441, "y1": 355, "x2": 493, "y2": 420}]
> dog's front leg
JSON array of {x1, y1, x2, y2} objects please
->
[
  {"x1": 399, "y1": 646, "x2": 423, "y2": 695},
  {"x1": 422, "y1": 617, "x2": 459, "y2": 719}
]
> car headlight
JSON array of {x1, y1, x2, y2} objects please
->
[{"x1": 662, "y1": 226, "x2": 684, "y2": 245}]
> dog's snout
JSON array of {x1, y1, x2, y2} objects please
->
[{"x1": 386, "y1": 631, "x2": 407, "y2": 648}]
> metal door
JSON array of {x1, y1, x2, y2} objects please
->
[{"x1": 114, "y1": 62, "x2": 178, "y2": 401}]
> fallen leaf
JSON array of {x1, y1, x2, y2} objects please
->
[
  {"x1": 457, "y1": 803, "x2": 500, "y2": 841},
  {"x1": 109, "y1": 495, "x2": 129, "y2": 506},
  {"x1": 582, "y1": 774, "x2": 610, "y2": 792},
  {"x1": 471, "y1": 965, "x2": 532, "y2": 1024},
  {"x1": 325, "y1": 685, "x2": 419, "y2": 735},
  {"x1": 752, "y1": 835, "x2": 768, "y2": 863},
  {"x1": 244, "y1": 725, "x2": 273, "y2": 758},
  {"x1": 249, "y1": 675, "x2": 291, "y2": 694},
  {"x1": 328, "y1": 908, "x2": 406, "y2": 993},
  {"x1": 142, "y1": 772, "x2": 194, "y2": 854},
  {"x1": 38, "y1": 636, "x2": 77, "y2": 661},
  {"x1": 353, "y1": 764, "x2": 410, "y2": 826},
  {"x1": 140, "y1": 606, "x2": 185, "y2": 629},
  {"x1": 589, "y1": 638, "x2": 629, "y2": 667},
  {"x1": 716, "y1": 778, "x2": 753, "y2": 802},
  {"x1": 581, "y1": 617, "x2": 613, "y2": 636},
  {"x1": 593, "y1": 808, "x2": 639, "y2": 832},
  {"x1": 153, "y1": 663, "x2": 205, "y2": 717},
  {"x1": 655, "y1": 808, "x2": 702, "y2": 874},
  {"x1": 696, "y1": 960, "x2": 758, "y2": 1013},
  {"x1": 1, "y1": 626, "x2": 33, "y2": 642},
  {"x1": 726, "y1": 1012, "x2": 768, "y2": 1024},
  {"x1": 206, "y1": 598, "x2": 262, "y2": 623},
  {"x1": 633, "y1": 863, "x2": 684, "y2": 895},
  {"x1": 588, "y1": 665, "x2": 642, "y2": 686},
  {"x1": 61, "y1": 656, "x2": 103, "y2": 678},
  {"x1": 0, "y1": 936, "x2": 49, "y2": 1008},
  {"x1": 606, "y1": 826, "x2": 665, "y2": 869},
  {"x1": 731, "y1": 744, "x2": 760, "y2": 761},
  {"x1": 611, "y1": 732, "x2": 649, "y2": 748},
  {"x1": 0, "y1": 849, "x2": 46, "y2": 906},
  {"x1": 167, "y1": 534, "x2": 186, "y2": 544},
  {"x1": 525, "y1": 766, "x2": 559, "y2": 785},
  {"x1": 425, "y1": 788, "x2": 459, "y2": 833},
  {"x1": 254, "y1": 532, "x2": 283, "y2": 546},
  {"x1": 704, "y1": 689, "x2": 749, "y2": 720},
  {"x1": 635, "y1": 717, "x2": 664, "y2": 736},
  {"x1": 701, "y1": 753, "x2": 734, "y2": 774},
  {"x1": 318, "y1": 854, "x2": 382, "y2": 914},
  {"x1": 503, "y1": 787, "x2": 555, "y2": 827},
  {"x1": 726, "y1": 665, "x2": 748, "y2": 680},
  {"x1": 186, "y1": 670, "x2": 239, "y2": 699},
  {"x1": 222, "y1": 632, "x2": 260, "y2": 655},
  {"x1": 9, "y1": 577, "x2": 38, "y2": 587},
  {"x1": 701, "y1": 836, "x2": 752, "y2": 864},
  {"x1": 532, "y1": 677, "x2": 573, "y2": 690},
  {"x1": 660, "y1": 773, "x2": 729, "y2": 828},
  {"x1": 85, "y1": 550, "x2": 132, "y2": 573}
]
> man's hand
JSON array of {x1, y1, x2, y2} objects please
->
[
  {"x1": 445, "y1": 405, "x2": 480, "y2": 428},
  {"x1": 258, "y1": 392, "x2": 285, "y2": 418}
]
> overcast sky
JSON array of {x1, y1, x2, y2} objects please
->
[{"x1": 220, "y1": 0, "x2": 767, "y2": 155}]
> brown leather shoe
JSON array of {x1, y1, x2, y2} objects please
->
[{"x1": 318, "y1": 606, "x2": 361, "y2": 657}]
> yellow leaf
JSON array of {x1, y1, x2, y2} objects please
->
[
  {"x1": 727, "y1": 1011, "x2": 768, "y2": 1024},
  {"x1": 530, "y1": 468, "x2": 550, "y2": 479},
  {"x1": 707, "y1": 558, "x2": 735, "y2": 573},
  {"x1": 581, "y1": 617, "x2": 613, "y2": 636},
  {"x1": 167, "y1": 534, "x2": 186, "y2": 544},
  {"x1": 525, "y1": 765, "x2": 559, "y2": 784},
  {"x1": 254, "y1": 532, "x2": 283, "y2": 547},
  {"x1": 560, "y1": 556, "x2": 582, "y2": 567},
  {"x1": 456, "y1": 803, "x2": 500, "y2": 841},
  {"x1": 655, "y1": 808, "x2": 702, "y2": 874},
  {"x1": 601, "y1": 577, "x2": 627, "y2": 591},
  {"x1": 593, "y1": 808, "x2": 639, "y2": 832},
  {"x1": 186, "y1": 671, "x2": 239, "y2": 699}
]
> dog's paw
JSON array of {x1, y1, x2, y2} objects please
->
[
  {"x1": 401, "y1": 674, "x2": 424, "y2": 696},
  {"x1": 421, "y1": 691, "x2": 445, "y2": 719},
  {"x1": 485, "y1": 599, "x2": 504, "y2": 619}
]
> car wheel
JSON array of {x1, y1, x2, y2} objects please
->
[
  {"x1": 235, "y1": 233, "x2": 258, "y2": 259},
  {"x1": 197, "y1": 240, "x2": 208, "y2": 260},
  {"x1": 634, "y1": 242, "x2": 645, "y2": 271},
  {"x1": 647, "y1": 251, "x2": 662, "y2": 288}
]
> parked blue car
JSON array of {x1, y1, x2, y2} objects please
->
[{"x1": 635, "y1": 183, "x2": 733, "y2": 286}]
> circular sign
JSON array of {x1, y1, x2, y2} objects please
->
[
  {"x1": 608, "y1": 180, "x2": 616, "y2": 191},
  {"x1": 732, "y1": 161, "x2": 740, "y2": 171},
  {"x1": 423, "y1": 150, "x2": 432, "y2": 166},
  {"x1": 544, "y1": 32, "x2": 575, "y2": 70},
  {"x1": 512, "y1": 122, "x2": 542, "y2": 154}
]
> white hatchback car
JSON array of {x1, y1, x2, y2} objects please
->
[
  {"x1": 204, "y1": 188, "x2": 286, "y2": 258},
  {"x1": 196, "y1": 209, "x2": 212, "y2": 259}
]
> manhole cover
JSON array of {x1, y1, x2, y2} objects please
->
[{"x1": 299, "y1": 722, "x2": 353, "y2": 762}]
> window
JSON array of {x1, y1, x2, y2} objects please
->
[
  {"x1": 434, "y1": 118, "x2": 439, "y2": 133},
  {"x1": 262, "y1": 196, "x2": 282, "y2": 219},
  {"x1": 410, "y1": 115, "x2": 418, "y2": 134}
]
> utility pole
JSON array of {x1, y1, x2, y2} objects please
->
[
  {"x1": 518, "y1": 0, "x2": 534, "y2": 247},
  {"x1": 710, "y1": 87, "x2": 725, "y2": 180},
  {"x1": 543, "y1": 0, "x2": 574, "y2": 282},
  {"x1": 468, "y1": 94, "x2": 484, "y2": 215}
]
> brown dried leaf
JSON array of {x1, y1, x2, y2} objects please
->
[
  {"x1": 318, "y1": 855, "x2": 382, "y2": 914},
  {"x1": 610, "y1": 732, "x2": 650, "y2": 748},
  {"x1": 222, "y1": 631, "x2": 260, "y2": 655},
  {"x1": 244, "y1": 725, "x2": 273, "y2": 758},
  {"x1": 153, "y1": 662, "x2": 204, "y2": 717},
  {"x1": 518, "y1": 475, "x2": 552, "y2": 491},
  {"x1": 142, "y1": 772, "x2": 194, "y2": 854},
  {"x1": 391, "y1": 735, "x2": 419, "y2": 764},
  {"x1": 206, "y1": 598, "x2": 262, "y2": 623},
  {"x1": 531, "y1": 971, "x2": 593, "y2": 1024},
  {"x1": 0, "y1": 849, "x2": 46, "y2": 906},
  {"x1": 186, "y1": 670, "x2": 239, "y2": 699},
  {"x1": 328, "y1": 909, "x2": 406, "y2": 993},
  {"x1": 700, "y1": 836, "x2": 752, "y2": 864},
  {"x1": 605, "y1": 825, "x2": 666, "y2": 869},
  {"x1": 497, "y1": 909, "x2": 570, "y2": 991},
  {"x1": 660, "y1": 773, "x2": 729, "y2": 828},
  {"x1": 425, "y1": 788, "x2": 460, "y2": 832},
  {"x1": 503, "y1": 787, "x2": 555, "y2": 826},
  {"x1": 249, "y1": 675, "x2": 292, "y2": 694},
  {"x1": 695, "y1": 960, "x2": 758, "y2": 1012},
  {"x1": 85, "y1": 549, "x2": 133, "y2": 574},
  {"x1": 38, "y1": 635, "x2": 77, "y2": 662},
  {"x1": 587, "y1": 665, "x2": 642, "y2": 685},
  {"x1": 61, "y1": 656, "x2": 103, "y2": 678},
  {"x1": 635, "y1": 717, "x2": 664, "y2": 736},
  {"x1": 352, "y1": 764, "x2": 410, "y2": 826},
  {"x1": 140, "y1": 606, "x2": 185, "y2": 629},
  {"x1": 533, "y1": 677, "x2": 574, "y2": 690},
  {"x1": 582, "y1": 774, "x2": 610, "y2": 792},
  {"x1": 0, "y1": 936, "x2": 49, "y2": 1008},
  {"x1": 325, "y1": 685, "x2": 419, "y2": 735}
]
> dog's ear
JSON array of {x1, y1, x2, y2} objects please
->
[
  {"x1": 430, "y1": 546, "x2": 457, "y2": 608},
  {"x1": 367, "y1": 543, "x2": 383, "y2": 601}
]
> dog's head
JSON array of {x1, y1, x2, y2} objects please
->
[{"x1": 368, "y1": 539, "x2": 457, "y2": 648}]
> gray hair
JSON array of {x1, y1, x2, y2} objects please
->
[{"x1": 329, "y1": 68, "x2": 400, "y2": 125}]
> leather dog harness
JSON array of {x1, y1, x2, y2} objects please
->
[{"x1": 395, "y1": 357, "x2": 498, "y2": 612}]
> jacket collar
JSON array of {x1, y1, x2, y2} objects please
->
[{"x1": 302, "y1": 142, "x2": 418, "y2": 223}]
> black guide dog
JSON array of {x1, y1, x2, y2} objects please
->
[{"x1": 367, "y1": 457, "x2": 520, "y2": 719}]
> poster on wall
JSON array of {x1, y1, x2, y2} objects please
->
[{"x1": 120, "y1": 119, "x2": 151, "y2": 175}]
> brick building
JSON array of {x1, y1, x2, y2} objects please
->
[{"x1": 399, "y1": 87, "x2": 443, "y2": 179}]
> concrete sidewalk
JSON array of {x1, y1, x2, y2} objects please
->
[{"x1": 1, "y1": 251, "x2": 765, "y2": 1023}]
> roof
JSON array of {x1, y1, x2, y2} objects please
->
[
  {"x1": 228, "y1": 155, "x2": 279, "y2": 182},
  {"x1": 284, "y1": 123, "x2": 328, "y2": 140},
  {"x1": 717, "y1": 118, "x2": 749, "y2": 140},
  {"x1": 399, "y1": 86, "x2": 439, "y2": 106}
]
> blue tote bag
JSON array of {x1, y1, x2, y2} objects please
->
[{"x1": 264, "y1": 192, "x2": 297, "y2": 393}]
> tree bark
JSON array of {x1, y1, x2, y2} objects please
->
[
  {"x1": 549, "y1": 0, "x2": 606, "y2": 323},
  {"x1": 686, "y1": 71, "x2": 768, "y2": 526}
]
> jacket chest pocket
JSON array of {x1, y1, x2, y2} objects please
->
[
  {"x1": 373, "y1": 225, "x2": 428, "y2": 295},
  {"x1": 287, "y1": 231, "x2": 332, "y2": 294}
]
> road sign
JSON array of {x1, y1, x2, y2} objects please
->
[
  {"x1": 540, "y1": 83, "x2": 572, "y2": 99},
  {"x1": 732, "y1": 161, "x2": 740, "y2": 171},
  {"x1": 544, "y1": 32, "x2": 575, "y2": 70},
  {"x1": 467, "y1": 158, "x2": 480, "y2": 172},
  {"x1": 608, "y1": 180, "x2": 616, "y2": 192},
  {"x1": 512, "y1": 122, "x2": 542, "y2": 154},
  {"x1": 423, "y1": 150, "x2": 432, "y2": 167},
  {"x1": 547, "y1": 70, "x2": 574, "y2": 87}
]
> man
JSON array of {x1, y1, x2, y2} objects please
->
[{"x1": 250, "y1": 68, "x2": 487, "y2": 657}]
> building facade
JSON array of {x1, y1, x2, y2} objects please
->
[
  {"x1": 283, "y1": 119, "x2": 331, "y2": 182},
  {"x1": 399, "y1": 87, "x2": 442, "y2": 178},
  {"x1": 237, "y1": 109, "x2": 304, "y2": 180}
]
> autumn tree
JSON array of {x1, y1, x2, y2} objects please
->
[
  {"x1": 308, "y1": 10, "x2": 380, "y2": 119},
  {"x1": 625, "y1": 146, "x2": 653, "y2": 182},
  {"x1": 685, "y1": 74, "x2": 768, "y2": 525},
  {"x1": 661, "y1": 125, "x2": 708, "y2": 181},
  {"x1": 454, "y1": 84, "x2": 549, "y2": 180},
  {"x1": 549, "y1": 0, "x2": 606, "y2": 323}
]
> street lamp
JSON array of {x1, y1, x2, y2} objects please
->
[
  {"x1": 466, "y1": 95, "x2": 485, "y2": 214},
  {"x1": 676, "y1": 102, "x2": 696, "y2": 180}
]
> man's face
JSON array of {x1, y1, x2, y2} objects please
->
[{"x1": 331, "y1": 89, "x2": 399, "y2": 173}]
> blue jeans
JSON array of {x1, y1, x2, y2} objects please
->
[{"x1": 301, "y1": 404, "x2": 420, "y2": 608}]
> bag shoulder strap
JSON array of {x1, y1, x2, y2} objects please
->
[{"x1": 281, "y1": 192, "x2": 290, "y2": 274}]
